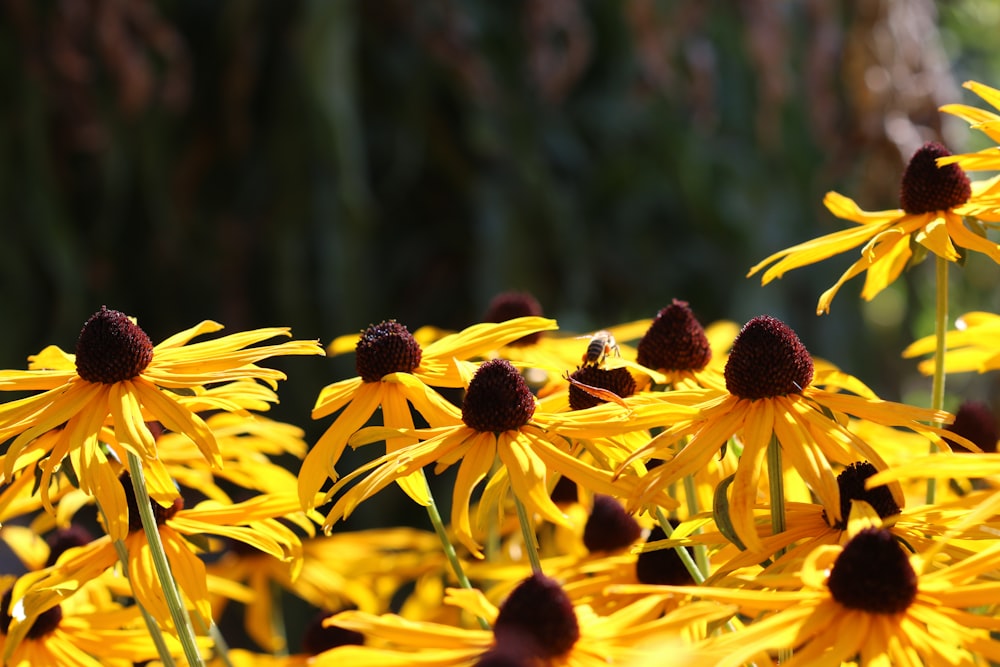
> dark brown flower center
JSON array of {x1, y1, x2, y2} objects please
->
[
  {"x1": 462, "y1": 359, "x2": 536, "y2": 433},
  {"x1": 724, "y1": 315, "x2": 813, "y2": 400},
  {"x1": 567, "y1": 365, "x2": 637, "y2": 411},
  {"x1": 899, "y1": 142, "x2": 971, "y2": 214},
  {"x1": 945, "y1": 400, "x2": 998, "y2": 453},
  {"x1": 636, "y1": 299, "x2": 712, "y2": 372},
  {"x1": 354, "y1": 320, "x2": 423, "y2": 383},
  {"x1": 122, "y1": 474, "x2": 184, "y2": 533},
  {"x1": 825, "y1": 461, "x2": 901, "y2": 529},
  {"x1": 582, "y1": 494, "x2": 642, "y2": 553},
  {"x1": 300, "y1": 611, "x2": 364, "y2": 655},
  {"x1": 483, "y1": 291, "x2": 545, "y2": 347},
  {"x1": 75, "y1": 307, "x2": 154, "y2": 384},
  {"x1": 827, "y1": 527, "x2": 917, "y2": 614},
  {"x1": 635, "y1": 525, "x2": 695, "y2": 586},
  {"x1": 493, "y1": 573, "x2": 580, "y2": 660},
  {"x1": 0, "y1": 589, "x2": 63, "y2": 639},
  {"x1": 45, "y1": 525, "x2": 94, "y2": 567}
]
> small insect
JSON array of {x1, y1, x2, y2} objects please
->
[{"x1": 582, "y1": 330, "x2": 620, "y2": 366}]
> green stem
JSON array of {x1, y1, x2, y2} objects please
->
[
  {"x1": 928, "y1": 255, "x2": 949, "y2": 504},
  {"x1": 126, "y1": 452, "x2": 206, "y2": 667},
  {"x1": 767, "y1": 434, "x2": 786, "y2": 552},
  {"x1": 109, "y1": 532, "x2": 177, "y2": 667},
  {"x1": 422, "y1": 471, "x2": 490, "y2": 630},
  {"x1": 682, "y1": 474, "x2": 710, "y2": 576},
  {"x1": 654, "y1": 507, "x2": 704, "y2": 585},
  {"x1": 514, "y1": 495, "x2": 543, "y2": 575}
]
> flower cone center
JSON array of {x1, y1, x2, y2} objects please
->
[
  {"x1": 493, "y1": 573, "x2": 580, "y2": 659},
  {"x1": 122, "y1": 474, "x2": 184, "y2": 533},
  {"x1": 945, "y1": 400, "x2": 998, "y2": 453},
  {"x1": 582, "y1": 494, "x2": 642, "y2": 552},
  {"x1": 484, "y1": 291, "x2": 545, "y2": 347},
  {"x1": 75, "y1": 307, "x2": 154, "y2": 384},
  {"x1": 899, "y1": 142, "x2": 971, "y2": 214},
  {"x1": 637, "y1": 299, "x2": 712, "y2": 372},
  {"x1": 724, "y1": 315, "x2": 813, "y2": 399},
  {"x1": 1, "y1": 589, "x2": 63, "y2": 639},
  {"x1": 354, "y1": 320, "x2": 423, "y2": 383},
  {"x1": 635, "y1": 525, "x2": 695, "y2": 586},
  {"x1": 567, "y1": 365, "x2": 636, "y2": 410},
  {"x1": 826, "y1": 461, "x2": 901, "y2": 529},
  {"x1": 462, "y1": 359, "x2": 536, "y2": 433},
  {"x1": 827, "y1": 527, "x2": 917, "y2": 614}
]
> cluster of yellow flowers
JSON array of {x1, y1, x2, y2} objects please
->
[{"x1": 4, "y1": 81, "x2": 1000, "y2": 666}]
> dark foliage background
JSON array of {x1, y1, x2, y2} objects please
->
[
  {"x1": 4, "y1": 0, "x2": 1000, "y2": 483},
  {"x1": 4, "y1": 0, "x2": 1000, "y2": 652}
]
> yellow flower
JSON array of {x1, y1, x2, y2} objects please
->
[
  {"x1": 16, "y1": 485, "x2": 310, "y2": 634},
  {"x1": 324, "y1": 358, "x2": 687, "y2": 556},
  {"x1": 621, "y1": 315, "x2": 953, "y2": 553},
  {"x1": 207, "y1": 527, "x2": 445, "y2": 653},
  {"x1": 938, "y1": 80, "x2": 1000, "y2": 178},
  {"x1": 632, "y1": 526, "x2": 1000, "y2": 666},
  {"x1": 903, "y1": 310, "x2": 1000, "y2": 375},
  {"x1": 315, "y1": 573, "x2": 735, "y2": 666},
  {"x1": 299, "y1": 316, "x2": 558, "y2": 510},
  {"x1": 0, "y1": 307, "x2": 323, "y2": 539},
  {"x1": 748, "y1": 142, "x2": 1000, "y2": 314},
  {"x1": 0, "y1": 574, "x2": 183, "y2": 667}
]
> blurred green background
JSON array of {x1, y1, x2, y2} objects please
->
[{"x1": 3, "y1": 0, "x2": 1000, "y2": 484}]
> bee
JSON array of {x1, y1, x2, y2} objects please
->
[{"x1": 582, "y1": 330, "x2": 620, "y2": 366}]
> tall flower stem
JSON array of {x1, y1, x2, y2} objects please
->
[
  {"x1": 682, "y1": 474, "x2": 711, "y2": 576},
  {"x1": 126, "y1": 452, "x2": 206, "y2": 667},
  {"x1": 107, "y1": 529, "x2": 177, "y2": 667},
  {"x1": 421, "y1": 471, "x2": 490, "y2": 630},
  {"x1": 654, "y1": 507, "x2": 705, "y2": 585},
  {"x1": 767, "y1": 434, "x2": 786, "y2": 549},
  {"x1": 928, "y1": 255, "x2": 949, "y2": 504},
  {"x1": 514, "y1": 495, "x2": 543, "y2": 575}
]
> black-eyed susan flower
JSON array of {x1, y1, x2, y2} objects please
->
[
  {"x1": 633, "y1": 299, "x2": 733, "y2": 391},
  {"x1": 314, "y1": 573, "x2": 735, "y2": 666},
  {"x1": 621, "y1": 315, "x2": 954, "y2": 553},
  {"x1": 0, "y1": 307, "x2": 323, "y2": 540},
  {"x1": 299, "y1": 316, "x2": 558, "y2": 511},
  {"x1": 633, "y1": 527, "x2": 1000, "y2": 666},
  {"x1": 207, "y1": 527, "x2": 445, "y2": 653},
  {"x1": 938, "y1": 80, "x2": 1000, "y2": 179},
  {"x1": 748, "y1": 142, "x2": 1000, "y2": 314},
  {"x1": 16, "y1": 479, "x2": 312, "y2": 635},
  {"x1": 324, "y1": 358, "x2": 687, "y2": 556},
  {"x1": 0, "y1": 572, "x2": 185, "y2": 666}
]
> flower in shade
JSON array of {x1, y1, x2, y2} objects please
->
[
  {"x1": 313, "y1": 573, "x2": 734, "y2": 666},
  {"x1": 323, "y1": 358, "x2": 686, "y2": 555},
  {"x1": 748, "y1": 142, "x2": 1000, "y2": 314},
  {"x1": 620, "y1": 315, "x2": 955, "y2": 553},
  {"x1": 0, "y1": 307, "x2": 323, "y2": 540},
  {"x1": 299, "y1": 316, "x2": 558, "y2": 511},
  {"x1": 629, "y1": 527, "x2": 1000, "y2": 666}
]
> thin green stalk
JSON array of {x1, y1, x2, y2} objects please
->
[
  {"x1": 270, "y1": 580, "x2": 288, "y2": 657},
  {"x1": 928, "y1": 255, "x2": 949, "y2": 505},
  {"x1": 682, "y1": 474, "x2": 710, "y2": 576},
  {"x1": 654, "y1": 507, "x2": 704, "y2": 585},
  {"x1": 514, "y1": 495, "x2": 543, "y2": 575},
  {"x1": 108, "y1": 530, "x2": 177, "y2": 667},
  {"x1": 126, "y1": 452, "x2": 205, "y2": 667},
  {"x1": 767, "y1": 434, "x2": 786, "y2": 544},
  {"x1": 421, "y1": 471, "x2": 490, "y2": 630}
]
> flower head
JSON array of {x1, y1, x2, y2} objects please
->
[{"x1": 749, "y1": 142, "x2": 1000, "y2": 314}]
